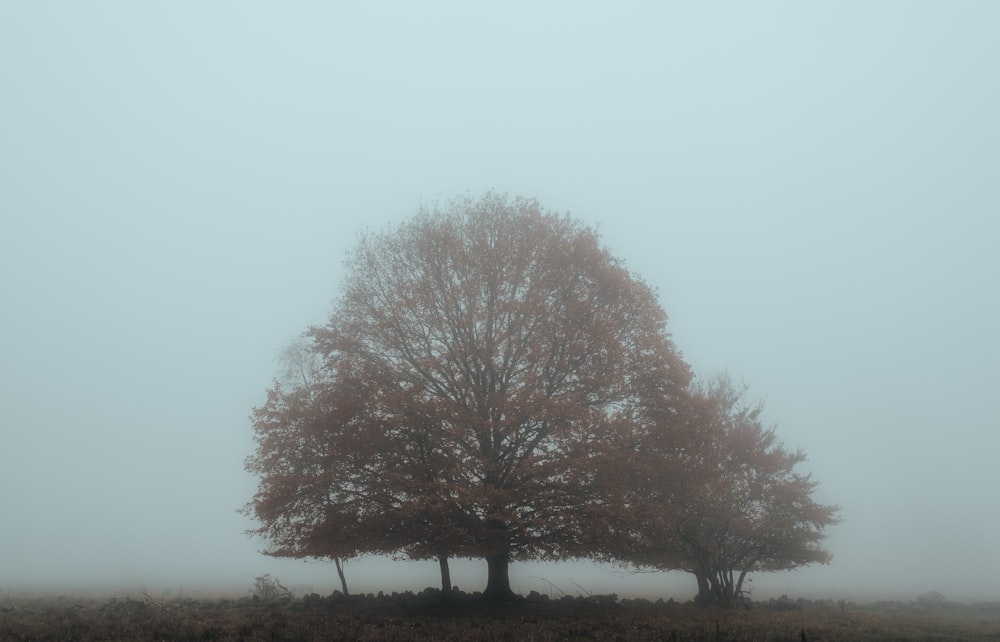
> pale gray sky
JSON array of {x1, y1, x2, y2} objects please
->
[{"x1": 2, "y1": 2, "x2": 998, "y2": 601}]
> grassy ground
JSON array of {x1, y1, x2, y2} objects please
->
[{"x1": 2, "y1": 591, "x2": 998, "y2": 641}]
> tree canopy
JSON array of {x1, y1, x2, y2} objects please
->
[
  {"x1": 245, "y1": 193, "x2": 691, "y2": 600},
  {"x1": 244, "y1": 193, "x2": 837, "y2": 604},
  {"x1": 626, "y1": 374, "x2": 840, "y2": 607}
]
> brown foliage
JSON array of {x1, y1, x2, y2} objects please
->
[
  {"x1": 629, "y1": 374, "x2": 840, "y2": 607},
  {"x1": 243, "y1": 194, "x2": 840, "y2": 603},
  {"x1": 244, "y1": 193, "x2": 690, "y2": 597}
]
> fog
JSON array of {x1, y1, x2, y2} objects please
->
[{"x1": 2, "y1": 2, "x2": 997, "y2": 603}]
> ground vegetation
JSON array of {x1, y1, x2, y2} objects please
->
[{"x1": 2, "y1": 590, "x2": 998, "y2": 641}]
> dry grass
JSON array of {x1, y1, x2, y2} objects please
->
[{"x1": 1, "y1": 592, "x2": 998, "y2": 641}]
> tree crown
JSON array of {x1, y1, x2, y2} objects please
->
[{"x1": 248, "y1": 192, "x2": 690, "y2": 565}]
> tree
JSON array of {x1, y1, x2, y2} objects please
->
[
  {"x1": 629, "y1": 374, "x2": 839, "y2": 608},
  {"x1": 244, "y1": 192, "x2": 691, "y2": 601},
  {"x1": 243, "y1": 339, "x2": 356, "y2": 595}
]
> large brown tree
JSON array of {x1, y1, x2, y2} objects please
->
[
  {"x1": 629, "y1": 375, "x2": 840, "y2": 608},
  {"x1": 244, "y1": 193, "x2": 690, "y2": 600}
]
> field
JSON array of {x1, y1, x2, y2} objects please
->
[{"x1": 2, "y1": 590, "x2": 999, "y2": 641}]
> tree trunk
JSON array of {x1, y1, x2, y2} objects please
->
[
  {"x1": 719, "y1": 569, "x2": 736, "y2": 608},
  {"x1": 482, "y1": 551, "x2": 515, "y2": 602},
  {"x1": 691, "y1": 566, "x2": 745, "y2": 608},
  {"x1": 691, "y1": 569, "x2": 713, "y2": 606},
  {"x1": 706, "y1": 568, "x2": 740, "y2": 609},
  {"x1": 334, "y1": 557, "x2": 349, "y2": 596},
  {"x1": 734, "y1": 568, "x2": 751, "y2": 609},
  {"x1": 438, "y1": 555, "x2": 453, "y2": 597}
]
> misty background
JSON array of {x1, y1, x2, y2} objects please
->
[{"x1": 2, "y1": 2, "x2": 997, "y2": 601}]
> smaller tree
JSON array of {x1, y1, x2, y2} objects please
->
[
  {"x1": 632, "y1": 375, "x2": 839, "y2": 608},
  {"x1": 243, "y1": 339, "x2": 366, "y2": 596}
]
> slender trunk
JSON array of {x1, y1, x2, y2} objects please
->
[
  {"x1": 334, "y1": 557, "x2": 349, "y2": 596},
  {"x1": 709, "y1": 568, "x2": 740, "y2": 609},
  {"x1": 720, "y1": 569, "x2": 735, "y2": 607},
  {"x1": 438, "y1": 555, "x2": 453, "y2": 596},
  {"x1": 734, "y1": 568, "x2": 751, "y2": 608},
  {"x1": 691, "y1": 565, "x2": 743, "y2": 608},
  {"x1": 483, "y1": 551, "x2": 515, "y2": 602}
]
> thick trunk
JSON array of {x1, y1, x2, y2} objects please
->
[
  {"x1": 438, "y1": 555, "x2": 453, "y2": 596},
  {"x1": 482, "y1": 551, "x2": 515, "y2": 602},
  {"x1": 691, "y1": 569, "x2": 713, "y2": 605},
  {"x1": 334, "y1": 557, "x2": 349, "y2": 596}
]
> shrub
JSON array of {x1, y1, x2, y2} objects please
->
[{"x1": 250, "y1": 574, "x2": 292, "y2": 602}]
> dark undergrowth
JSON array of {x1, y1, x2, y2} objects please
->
[{"x1": 2, "y1": 589, "x2": 998, "y2": 641}]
